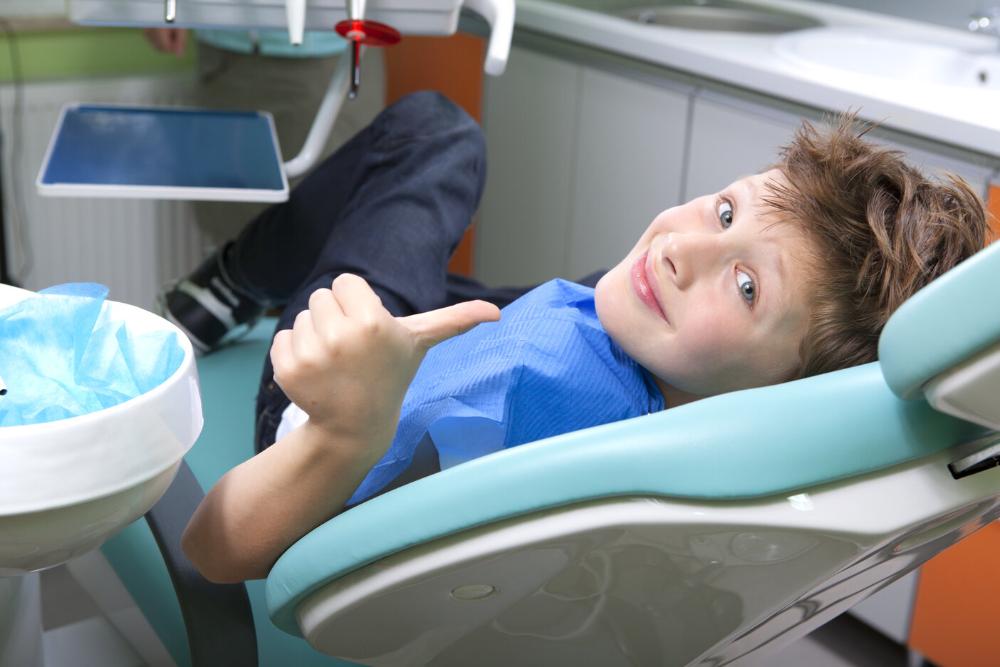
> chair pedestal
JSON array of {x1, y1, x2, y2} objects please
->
[{"x1": 0, "y1": 574, "x2": 44, "y2": 667}]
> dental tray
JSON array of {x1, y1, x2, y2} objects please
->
[{"x1": 37, "y1": 104, "x2": 289, "y2": 202}]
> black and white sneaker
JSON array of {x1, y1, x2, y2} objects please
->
[{"x1": 160, "y1": 244, "x2": 265, "y2": 354}]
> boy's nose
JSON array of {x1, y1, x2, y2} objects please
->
[{"x1": 661, "y1": 231, "x2": 720, "y2": 290}]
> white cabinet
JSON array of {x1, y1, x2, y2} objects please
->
[
  {"x1": 685, "y1": 93, "x2": 800, "y2": 200},
  {"x1": 478, "y1": 42, "x2": 998, "y2": 286},
  {"x1": 477, "y1": 47, "x2": 581, "y2": 286},
  {"x1": 686, "y1": 90, "x2": 995, "y2": 202},
  {"x1": 567, "y1": 67, "x2": 689, "y2": 279},
  {"x1": 477, "y1": 46, "x2": 690, "y2": 285}
]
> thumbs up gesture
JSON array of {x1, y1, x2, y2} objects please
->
[{"x1": 270, "y1": 273, "x2": 500, "y2": 446}]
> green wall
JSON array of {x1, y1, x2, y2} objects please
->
[{"x1": 0, "y1": 26, "x2": 194, "y2": 83}]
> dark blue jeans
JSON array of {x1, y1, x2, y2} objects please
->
[{"x1": 226, "y1": 91, "x2": 549, "y2": 453}]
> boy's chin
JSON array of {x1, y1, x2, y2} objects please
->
[{"x1": 592, "y1": 273, "x2": 619, "y2": 331}]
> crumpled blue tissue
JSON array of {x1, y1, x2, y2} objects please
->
[{"x1": 0, "y1": 283, "x2": 185, "y2": 427}]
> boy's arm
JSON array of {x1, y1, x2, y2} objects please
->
[{"x1": 181, "y1": 274, "x2": 500, "y2": 583}]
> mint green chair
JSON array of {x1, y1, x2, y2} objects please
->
[{"x1": 104, "y1": 242, "x2": 1000, "y2": 666}]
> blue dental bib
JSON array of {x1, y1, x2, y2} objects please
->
[{"x1": 348, "y1": 279, "x2": 665, "y2": 504}]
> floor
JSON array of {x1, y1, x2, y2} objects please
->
[{"x1": 38, "y1": 563, "x2": 933, "y2": 667}]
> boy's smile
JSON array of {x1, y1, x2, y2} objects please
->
[
  {"x1": 631, "y1": 251, "x2": 670, "y2": 323},
  {"x1": 595, "y1": 169, "x2": 816, "y2": 405}
]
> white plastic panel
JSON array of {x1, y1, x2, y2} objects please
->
[
  {"x1": 295, "y1": 450, "x2": 1000, "y2": 666},
  {"x1": 925, "y1": 338, "x2": 1000, "y2": 431},
  {"x1": 71, "y1": 0, "x2": 463, "y2": 35},
  {"x1": 849, "y1": 570, "x2": 918, "y2": 644}
]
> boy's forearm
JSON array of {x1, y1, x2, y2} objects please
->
[{"x1": 181, "y1": 420, "x2": 388, "y2": 583}]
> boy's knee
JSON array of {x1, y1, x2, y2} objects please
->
[{"x1": 375, "y1": 91, "x2": 482, "y2": 149}]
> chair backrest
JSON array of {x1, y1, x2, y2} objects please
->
[{"x1": 879, "y1": 241, "x2": 1000, "y2": 429}]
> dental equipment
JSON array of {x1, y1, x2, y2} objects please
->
[
  {"x1": 37, "y1": 105, "x2": 290, "y2": 202},
  {"x1": 37, "y1": 0, "x2": 514, "y2": 202},
  {"x1": 335, "y1": 0, "x2": 401, "y2": 98},
  {"x1": 88, "y1": 238, "x2": 1000, "y2": 666},
  {"x1": 0, "y1": 281, "x2": 204, "y2": 666}
]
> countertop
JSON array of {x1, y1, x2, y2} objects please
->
[{"x1": 511, "y1": 0, "x2": 1000, "y2": 159}]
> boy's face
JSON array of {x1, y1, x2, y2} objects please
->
[{"x1": 594, "y1": 170, "x2": 815, "y2": 401}]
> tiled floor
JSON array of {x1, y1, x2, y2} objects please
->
[{"x1": 39, "y1": 562, "x2": 929, "y2": 667}]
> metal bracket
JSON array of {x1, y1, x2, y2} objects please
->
[{"x1": 948, "y1": 431, "x2": 1000, "y2": 480}]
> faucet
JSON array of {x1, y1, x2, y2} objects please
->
[{"x1": 969, "y1": 6, "x2": 1000, "y2": 47}]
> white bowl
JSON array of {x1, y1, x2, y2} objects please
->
[{"x1": 0, "y1": 284, "x2": 202, "y2": 574}]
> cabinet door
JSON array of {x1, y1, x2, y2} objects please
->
[
  {"x1": 688, "y1": 90, "x2": 996, "y2": 201},
  {"x1": 875, "y1": 141, "x2": 994, "y2": 199},
  {"x1": 567, "y1": 67, "x2": 690, "y2": 279},
  {"x1": 476, "y1": 47, "x2": 581, "y2": 286},
  {"x1": 685, "y1": 93, "x2": 800, "y2": 201}
]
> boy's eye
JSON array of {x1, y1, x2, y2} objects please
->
[
  {"x1": 718, "y1": 200, "x2": 734, "y2": 228},
  {"x1": 736, "y1": 269, "x2": 756, "y2": 306}
]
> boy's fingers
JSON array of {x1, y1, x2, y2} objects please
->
[
  {"x1": 331, "y1": 273, "x2": 383, "y2": 319},
  {"x1": 269, "y1": 329, "x2": 292, "y2": 376},
  {"x1": 308, "y1": 287, "x2": 343, "y2": 336},
  {"x1": 399, "y1": 300, "x2": 500, "y2": 348},
  {"x1": 291, "y1": 309, "x2": 320, "y2": 358}
]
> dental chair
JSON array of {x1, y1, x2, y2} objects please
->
[{"x1": 101, "y1": 239, "x2": 1000, "y2": 666}]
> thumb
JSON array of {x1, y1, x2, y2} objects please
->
[{"x1": 398, "y1": 300, "x2": 500, "y2": 348}]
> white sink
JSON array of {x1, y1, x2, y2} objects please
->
[
  {"x1": 0, "y1": 283, "x2": 202, "y2": 575},
  {"x1": 774, "y1": 28, "x2": 1000, "y2": 90}
]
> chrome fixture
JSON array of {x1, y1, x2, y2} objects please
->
[{"x1": 969, "y1": 6, "x2": 1000, "y2": 47}]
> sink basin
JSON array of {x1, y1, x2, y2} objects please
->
[
  {"x1": 775, "y1": 28, "x2": 1000, "y2": 90},
  {"x1": 0, "y1": 283, "x2": 202, "y2": 575},
  {"x1": 614, "y1": 1, "x2": 822, "y2": 33}
]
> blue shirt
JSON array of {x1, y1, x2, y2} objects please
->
[{"x1": 347, "y1": 279, "x2": 666, "y2": 504}]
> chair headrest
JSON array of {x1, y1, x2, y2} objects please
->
[{"x1": 879, "y1": 241, "x2": 1000, "y2": 400}]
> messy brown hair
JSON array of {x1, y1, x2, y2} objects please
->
[{"x1": 765, "y1": 114, "x2": 989, "y2": 379}]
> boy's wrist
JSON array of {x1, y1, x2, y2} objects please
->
[{"x1": 298, "y1": 416, "x2": 394, "y2": 467}]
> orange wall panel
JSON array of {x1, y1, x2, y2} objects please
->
[
  {"x1": 988, "y1": 184, "x2": 1000, "y2": 245},
  {"x1": 909, "y1": 522, "x2": 1000, "y2": 667},
  {"x1": 384, "y1": 34, "x2": 486, "y2": 277}
]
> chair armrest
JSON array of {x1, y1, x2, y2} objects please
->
[{"x1": 145, "y1": 459, "x2": 259, "y2": 666}]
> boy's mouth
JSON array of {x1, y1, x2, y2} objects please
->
[{"x1": 631, "y1": 252, "x2": 669, "y2": 323}]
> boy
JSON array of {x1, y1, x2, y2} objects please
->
[{"x1": 175, "y1": 92, "x2": 987, "y2": 583}]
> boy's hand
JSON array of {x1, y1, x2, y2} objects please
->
[
  {"x1": 143, "y1": 28, "x2": 189, "y2": 57},
  {"x1": 269, "y1": 273, "x2": 500, "y2": 448}
]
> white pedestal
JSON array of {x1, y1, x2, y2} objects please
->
[{"x1": 0, "y1": 574, "x2": 44, "y2": 667}]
